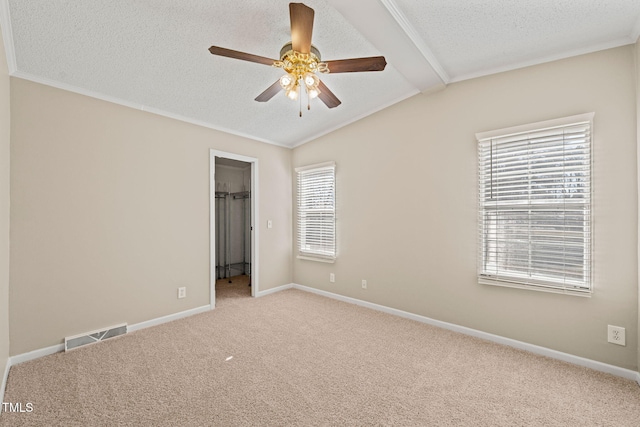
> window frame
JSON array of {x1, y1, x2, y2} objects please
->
[
  {"x1": 295, "y1": 161, "x2": 336, "y2": 263},
  {"x1": 476, "y1": 113, "x2": 594, "y2": 296}
]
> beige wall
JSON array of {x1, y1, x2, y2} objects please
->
[
  {"x1": 293, "y1": 46, "x2": 639, "y2": 370},
  {"x1": 0, "y1": 25, "x2": 10, "y2": 377},
  {"x1": 636, "y1": 37, "x2": 640, "y2": 374},
  {"x1": 4, "y1": 37, "x2": 639, "y2": 374},
  {"x1": 9, "y1": 78, "x2": 292, "y2": 355}
]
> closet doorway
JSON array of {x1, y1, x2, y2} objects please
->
[{"x1": 209, "y1": 150, "x2": 259, "y2": 307}]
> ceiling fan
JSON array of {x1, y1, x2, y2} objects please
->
[{"x1": 208, "y1": 2, "x2": 387, "y2": 115}]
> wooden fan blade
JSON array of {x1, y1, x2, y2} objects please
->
[
  {"x1": 317, "y1": 80, "x2": 341, "y2": 109},
  {"x1": 290, "y1": 3, "x2": 314, "y2": 54},
  {"x1": 208, "y1": 46, "x2": 276, "y2": 66},
  {"x1": 255, "y1": 80, "x2": 283, "y2": 103},
  {"x1": 324, "y1": 56, "x2": 387, "y2": 73}
]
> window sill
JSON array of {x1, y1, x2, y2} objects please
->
[
  {"x1": 297, "y1": 255, "x2": 335, "y2": 264},
  {"x1": 479, "y1": 277, "x2": 592, "y2": 298}
]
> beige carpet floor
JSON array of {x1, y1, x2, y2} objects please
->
[{"x1": 2, "y1": 279, "x2": 640, "y2": 426}]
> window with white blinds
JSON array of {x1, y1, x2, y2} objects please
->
[
  {"x1": 296, "y1": 161, "x2": 336, "y2": 262},
  {"x1": 476, "y1": 113, "x2": 593, "y2": 295}
]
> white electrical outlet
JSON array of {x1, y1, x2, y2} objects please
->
[
  {"x1": 178, "y1": 287, "x2": 186, "y2": 299},
  {"x1": 607, "y1": 325, "x2": 625, "y2": 346},
  {"x1": 330, "y1": 273, "x2": 335, "y2": 283},
  {"x1": 267, "y1": 220, "x2": 273, "y2": 229},
  {"x1": 361, "y1": 279, "x2": 367, "y2": 289}
]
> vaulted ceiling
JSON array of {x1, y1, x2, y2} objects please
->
[{"x1": 2, "y1": 1, "x2": 640, "y2": 148}]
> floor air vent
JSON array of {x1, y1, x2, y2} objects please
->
[{"x1": 65, "y1": 323, "x2": 128, "y2": 351}]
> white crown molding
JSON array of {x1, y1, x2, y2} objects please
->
[
  {"x1": 449, "y1": 36, "x2": 637, "y2": 84},
  {"x1": 0, "y1": 0, "x2": 16, "y2": 74},
  {"x1": 11, "y1": 70, "x2": 415, "y2": 150},
  {"x1": 290, "y1": 283, "x2": 640, "y2": 382},
  {"x1": 10, "y1": 71, "x2": 292, "y2": 149},
  {"x1": 378, "y1": 0, "x2": 450, "y2": 84},
  {"x1": 292, "y1": 87, "x2": 419, "y2": 148}
]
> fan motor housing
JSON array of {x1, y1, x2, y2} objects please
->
[{"x1": 280, "y1": 42, "x2": 321, "y2": 61}]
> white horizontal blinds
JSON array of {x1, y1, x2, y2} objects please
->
[
  {"x1": 296, "y1": 162, "x2": 336, "y2": 260},
  {"x1": 478, "y1": 119, "x2": 592, "y2": 293}
]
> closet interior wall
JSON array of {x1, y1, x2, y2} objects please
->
[{"x1": 214, "y1": 160, "x2": 251, "y2": 281}]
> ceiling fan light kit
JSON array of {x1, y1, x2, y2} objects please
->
[
  {"x1": 208, "y1": 3, "x2": 387, "y2": 116},
  {"x1": 274, "y1": 43, "x2": 326, "y2": 104}
]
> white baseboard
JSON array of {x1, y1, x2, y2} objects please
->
[
  {"x1": 7, "y1": 304, "x2": 212, "y2": 369},
  {"x1": 255, "y1": 283, "x2": 294, "y2": 298},
  {"x1": 291, "y1": 283, "x2": 640, "y2": 382},
  {"x1": 1, "y1": 357, "x2": 9, "y2": 403},
  {"x1": 4, "y1": 287, "x2": 639, "y2": 387},
  {"x1": 128, "y1": 304, "x2": 211, "y2": 333},
  {"x1": 9, "y1": 343, "x2": 65, "y2": 366}
]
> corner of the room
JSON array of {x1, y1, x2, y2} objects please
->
[
  {"x1": 0, "y1": 18, "x2": 12, "y2": 401},
  {"x1": 635, "y1": 34, "x2": 640, "y2": 384}
]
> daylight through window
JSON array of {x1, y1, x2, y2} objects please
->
[
  {"x1": 476, "y1": 113, "x2": 593, "y2": 295},
  {"x1": 296, "y1": 161, "x2": 336, "y2": 262}
]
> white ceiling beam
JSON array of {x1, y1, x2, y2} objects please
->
[
  {"x1": 326, "y1": 0, "x2": 447, "y2": 93},
  {"x1": 631, "y1": 11, "x2": 640, "y2": 42},
  {"x1": 378, "y1": 0, "x2": 450, "y2": 84}
]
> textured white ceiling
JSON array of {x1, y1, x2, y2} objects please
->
[
  {"x1": 2, "y1": 0, "x2": 640, "y2": 148},
  {"x1": 395, "y1": 0, "x2": 640, "y2": 81}
]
